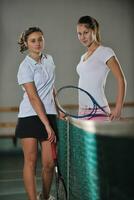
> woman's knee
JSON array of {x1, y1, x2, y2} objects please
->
[
  {"x1": 21, "y1": 138, "x2": 38, "y2": 169},
  {"x1": 43, "y1": 161, "x2": 55, "y2": 173},
  {"x1": 24, "y1": 153, "x2": 37, "y2": 169}
]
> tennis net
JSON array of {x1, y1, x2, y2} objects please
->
[{"x1": 57, "y1": 118, "x2": 134, "y2": 200}]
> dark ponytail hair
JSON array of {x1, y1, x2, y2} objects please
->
[
  {"x1": 78, "y1": 16, "x2": 101, "y2": 43},
  {"x1": 18, "y1": 27, "x2": 43, "y2": 53}
]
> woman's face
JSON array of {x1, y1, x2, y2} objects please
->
[
  {"x1": 77, "y1": 24, "x2": 96, "y2": 47},
  {"x1": 26, "y1": 31, "x2": 44, "y2": 54}
]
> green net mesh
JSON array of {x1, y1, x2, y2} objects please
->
[
  {"x1": 57, "y1": 119, "x2": 68, "y2": 186},
  {"x1": 57, "y1": 119, "x2": 134, "y2": 200}
]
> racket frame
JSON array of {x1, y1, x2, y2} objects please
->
[
  {"x1": 55, "y1": 85, "x2": 109, "y2": 119},
  {"x1": 51, "y1": 143, "x2": 67, "y2": 200}
]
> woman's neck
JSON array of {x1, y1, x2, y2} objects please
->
[
  {"x1": 29, "y1": 52, "x2": 42, "y2": 63},
  {"x1": 83, "y1": 41, "x2": 101, "y2": 62},
  {"x1": 87, "y1": 41, "x2": 100, "y2": 53}
]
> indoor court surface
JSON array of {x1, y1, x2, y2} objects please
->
[
  {"x1": 0, "y1": 144, "x2": 56, "y2": 200},
  {"x1": 0, "y1": 149, "x2": 42, "y2": 200}
]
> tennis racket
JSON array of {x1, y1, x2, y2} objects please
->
[
  {"x1": 55, "y1": 85, "x2": 110, "y2": 119},
  {"x1": 51, "y1": 143, "x2": 67, "y2": 200}
]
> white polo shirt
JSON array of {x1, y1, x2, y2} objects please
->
[
  {"x1": 77, "y1": 46, "x2": 116, "y2": 113},
  {"x1": 17, "y1": 54, "x2": 57, "y2": 117}
]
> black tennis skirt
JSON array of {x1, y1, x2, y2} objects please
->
[{"x1": 15, "y1": 114, "x2": 58, "y2": 141}]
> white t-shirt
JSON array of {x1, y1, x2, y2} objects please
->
[
  {"x1": 77, "y1": 45, "x2": 116, "y2": 112},
  {"x1": 17, "y1": 54, "x2": 57, "y2": 117}
]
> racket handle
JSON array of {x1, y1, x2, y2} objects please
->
[{"x1": 51, "y1": 142, "x2": 57, "y2": 160}]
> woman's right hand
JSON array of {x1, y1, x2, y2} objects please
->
[
  {"x1": 58, "y1": 111, "x2": 66, "y2": 120},
  {"x1": 45, "y1": 124, "x2": 56, "y2": 143}
]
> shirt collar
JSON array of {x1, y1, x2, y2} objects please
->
[{"x1": 26, "y1": 54, "x2": 47, "y2": 65}]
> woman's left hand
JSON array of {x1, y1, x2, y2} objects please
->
[
  {"x1": 110, "y1": 107, "x2": 122, "y2": 121},
  {"x1": 45, "y1": 124, "x2": 56, "y2": 143}
]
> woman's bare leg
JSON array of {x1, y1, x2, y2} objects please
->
[
  {"x1": 21, "y1": 138, "x2": 38, "y2": 200},
  {"x1": 41, "y1": 141, "x2": 55, "y2": 199}
]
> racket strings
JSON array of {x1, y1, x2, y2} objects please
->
[
  {"x1": 55, "y1": 86, "x2": 109, "y2": 119},
  {"x1": 79, "y1": 99, "x2": 100, "y2": 119}
]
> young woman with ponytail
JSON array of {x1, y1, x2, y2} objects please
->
[
  {"x1": 15, "y1": 27, "x2": 57, "y2": 200},
  {"x1": 76, "y1": 16, "x2": 127, "y2": 121}
]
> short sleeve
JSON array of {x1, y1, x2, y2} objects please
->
[
  {"x1": 50, "y1": 56, "x2": 55, "y2": 65},
  {"x1": 47, "y1": 54, "x2": 56, "y2": 67},
  {"x1": 101, "y1": 47, "x2": 116, "y2": 63},
  {"x1": 17, "y1": 63, "x2": 34, "y2": 85}
]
